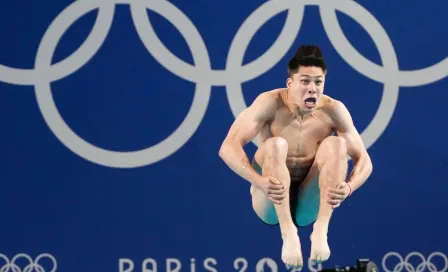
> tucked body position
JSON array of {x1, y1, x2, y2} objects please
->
[{"x1": 218, "y1": 45, "x2": 373, "y2": 270}]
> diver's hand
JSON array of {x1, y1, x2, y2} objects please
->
[
  {"x1": 255, "y1": 176, "x2": 286, "y2": 204},
  {"x1": 326, "y1": 182, "x2": 351, "y2": 208}
]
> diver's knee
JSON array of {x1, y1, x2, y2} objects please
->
[
  {"x1": 264, "y1": 137, "x2": 288, "y2": 160},
  {"x1": 322, "y1": 136, "x2": 346, "y2": 153}
]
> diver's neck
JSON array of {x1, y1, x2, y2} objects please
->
[
  {"x1": 296, "y1": 108, "x2": 309, "y2": 120},
  {"x1": 282, "y1": 90, "x2": 311, "y2": 119}
]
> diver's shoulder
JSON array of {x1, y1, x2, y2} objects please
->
[
  {"x1": 258, "y1": 88, "x2": 285, "y2": 97},
  {"x1": 254, "y1": 88, "x2": 286, "y2": 106},
  {"x1": 321, "y1": 95, "x2": 341, "y2": 107},
  {"x1": 320, "y1": 95, "x2": 349, "y2": 115}
]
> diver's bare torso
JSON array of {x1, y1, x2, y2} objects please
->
[{"x1": 255, "y1": 89, "x2": 337, "y2": 182}]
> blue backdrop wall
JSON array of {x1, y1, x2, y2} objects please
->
[{"x1": 1, "y1": 0, "x2": 447, "y2": 271}]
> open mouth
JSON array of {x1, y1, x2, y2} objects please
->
[{"x1": 304, "y1": 97, "x2": 316, "y2": 108}]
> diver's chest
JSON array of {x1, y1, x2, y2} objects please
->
[{"x1": 269, "y1": 115, "x2": 333, "y2": 140}]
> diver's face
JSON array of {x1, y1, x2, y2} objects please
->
[{"x1": 287, "y1": 66, "x2": 325, "y2": 112}]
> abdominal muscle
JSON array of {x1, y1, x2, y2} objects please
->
[{"x1": 286, "y1": 156, "x2": 314, "y2": 182}]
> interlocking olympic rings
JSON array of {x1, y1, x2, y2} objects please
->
[
  {"x1": 382, "y1": 251, "x2": 448, "y2": 272},
  {"x1": 0, "y1": 253, "x2": 57, "y2": 272},
  {"x1": 0, "y1": 0, "x2": 446, "y2": 167}
]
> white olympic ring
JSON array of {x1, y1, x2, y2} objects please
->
[
  {"x1": 0, "y1": 0, "x2": 446, "y2": 168},
  {"x1": 0, "y1": 253, "x2": 57, "y2": 272},
  {"x1": 382, "y1": 252, "x2": 448, "y2": 272}
]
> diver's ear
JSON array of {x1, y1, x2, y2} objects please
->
[{"x1": 286, "y1": 77, "x2": 292, "y2": 89}]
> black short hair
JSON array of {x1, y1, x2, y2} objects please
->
[{"x1": 287, "y1": 45, "x2": 327, "y2": 77}]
